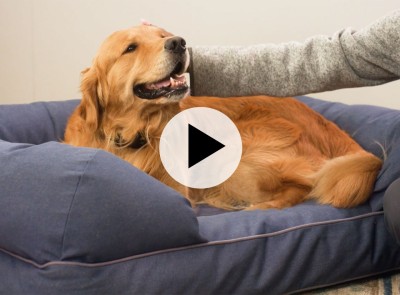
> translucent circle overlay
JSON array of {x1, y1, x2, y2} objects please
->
[{"x1": 159, "y1": 107, "x2": 242, "y2": 189}]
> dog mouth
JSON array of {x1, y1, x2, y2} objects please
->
[{"x1": 133, "y1": 61, "x2": 189, "y2": 100}]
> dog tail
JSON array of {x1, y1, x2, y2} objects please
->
[{"x1": 310, "y1": 151, "x2": 382, "y2": 208}]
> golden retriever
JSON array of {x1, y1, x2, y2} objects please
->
[{"x1": 64, "y1": 24, "x2": 382, "y2": 210}]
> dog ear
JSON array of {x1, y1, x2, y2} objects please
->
[{"x1": 78, "y1": 67, "x2": 104, "y2": 132}]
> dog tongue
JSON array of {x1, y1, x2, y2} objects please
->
[
  {"x1": 145, "y1": 78, "x2": 171, "y2": 90},
  {"x1": 145, "y1": 75, "x2": 186, "y2": 90}
]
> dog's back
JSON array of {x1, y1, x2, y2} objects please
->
[{"x1": 180, "y1": 96, "x2": 382, "y2": 210}]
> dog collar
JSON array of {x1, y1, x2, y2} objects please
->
[{"x1": 115, "y1": 132, "x2": 147, "y2": 149}]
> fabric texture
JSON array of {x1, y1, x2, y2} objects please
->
[
  {"x1": 0, "y1": 100, "x2": 78, "y2": 144},
  {"x1": 0, "y1": 97, "x2": 399, "y2": 294},
  {"x1": 0, "y1": 100, "x2": 205, "y2": 264},
  {"x1": 189, "y1": 10, "x2": 400, "y2": 97},
  {"x1": 384, "y1": 179, "x2": 400, "y2": 245},
  {"x1": 0, "y1": 140, "x2": 205, "y2": 264}
]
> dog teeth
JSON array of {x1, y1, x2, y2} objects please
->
[
  {"x1": 145, "y1": 75, "x2": 186, "y2": 91},
  {"x1": 170, "y1": 76, "x2": 186, "y2": 88}
]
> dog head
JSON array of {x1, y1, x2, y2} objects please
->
[{"x1": 79, "y1": 24, "x2": 190, "y2": 133}]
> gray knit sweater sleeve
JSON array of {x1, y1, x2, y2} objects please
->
[{"x1": 189, "y1": 10, "x2": 400, "y2": 97}]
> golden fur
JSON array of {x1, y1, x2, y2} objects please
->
[{"x1": 64, "y1": 25, "x2": 382, "y2": 210}]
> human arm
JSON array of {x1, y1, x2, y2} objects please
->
[{"x1": 188, "y1": 10, "x2": 400, "y2": 97}]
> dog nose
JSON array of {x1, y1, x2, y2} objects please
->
[{"x1": 164, "y1": 37, "x2": 186, "y2": 54}]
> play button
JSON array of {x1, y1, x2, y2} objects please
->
[
  {"x1": 188, "y1": 124, "x2": 225, "y2": 168},
  {"x1": 159, "y1": 107, "x2": 242, "y2": 189}
]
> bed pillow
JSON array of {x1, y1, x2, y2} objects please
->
[
  {"x1": 0, "y1": 140, "x2": 205, "y2": 264},
  {"x1": 0, "y1": 100, "x2": 79, "y2": 144}
]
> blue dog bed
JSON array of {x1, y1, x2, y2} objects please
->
[{"x1": 0, "y1": 96, "x2": 399, "y2": 294}]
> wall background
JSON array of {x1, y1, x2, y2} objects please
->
[{"x1": 0, "y1": 0, "x2": 399, "y2": 108}]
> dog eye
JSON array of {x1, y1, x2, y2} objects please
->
[{"x1": 124, "y1": 43, "x2": 137, "y2": 54}]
